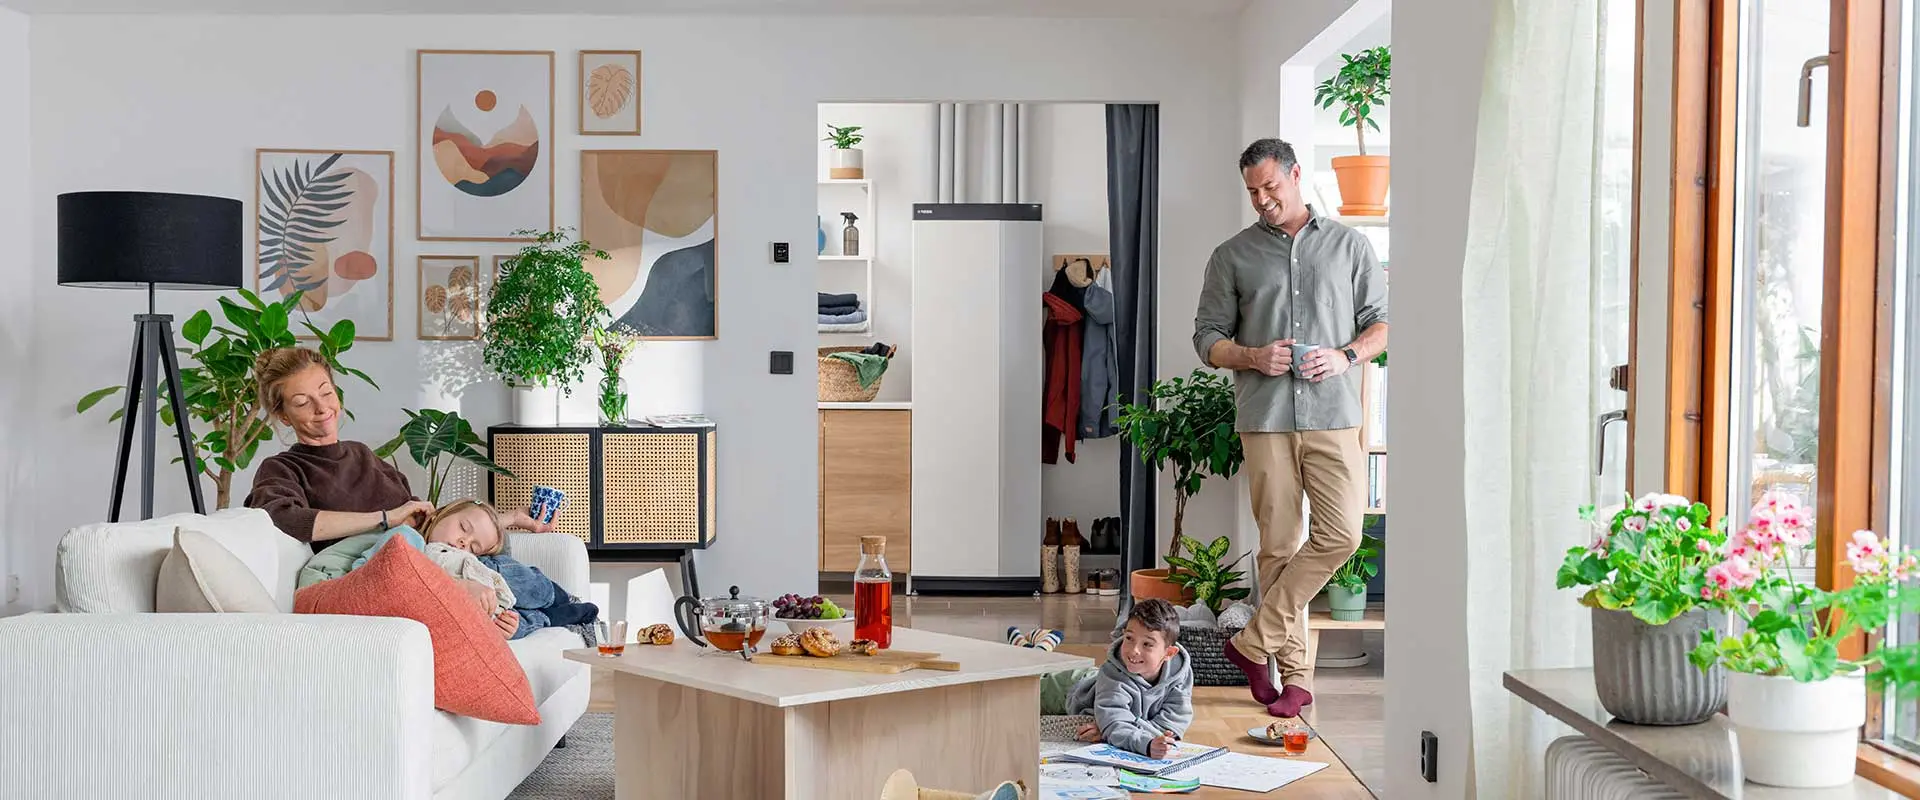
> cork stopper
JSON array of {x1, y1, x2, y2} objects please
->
[{"x1": 860, "y1": 535, "x2": 887, "y2": 554}]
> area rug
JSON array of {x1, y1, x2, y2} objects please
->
[{"x1": 507, "y1": 712, "x2": 612, "y2": 800}]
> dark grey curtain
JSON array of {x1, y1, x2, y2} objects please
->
[{"x1": 1106, "y1": 104, "x2": 1158, "y2": 611}]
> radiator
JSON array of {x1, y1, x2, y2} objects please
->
[{"x1": 1544, "y1": 736, "x2": 1688, "y2": 799}]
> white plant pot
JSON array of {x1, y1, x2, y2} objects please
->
[
  {"x1": 511, "y1": 384, "x2": 560, "y2": 426},
  {"x1": 829, "y1": 147, "x2": 864, "y2": 179},
  {"x1": 1726, "y1": 671, "x2": 1865, "y2": 788}
]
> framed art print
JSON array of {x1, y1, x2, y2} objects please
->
[
  {"x1": 580, "y1": 149, "x2": 718, "y2": 340},
  {"x1": 254, "y1": 148, "x2": 395, "y2": 341},
  {"x1": 417, "y1": 50, "x2": 554, "y2": 241},
  {"x1": 579, "y1": 50, "x2": 641, "y2": 135},
  {"x1": 418, "y1": 255, "x2": 485, "y2": 341}
]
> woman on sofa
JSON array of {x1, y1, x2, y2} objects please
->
[{"x1": 242, "y1": 346, "x2": 556, "y2": 552}]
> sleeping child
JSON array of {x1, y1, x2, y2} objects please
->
[{"x1": 352, "y1": 499, "x2": 599, "y2": 640}]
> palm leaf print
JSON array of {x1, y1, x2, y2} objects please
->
[{"x1": 258, "y1": 152, "x2": 352, "y2": 293}]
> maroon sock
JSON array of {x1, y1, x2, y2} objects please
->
[
  {"x1": 1224, "y1": 641, "x2": 1281, "y2": 705},
  {"x1": 1267, "y1": 684, "x2": 1314, "y2": 718}
]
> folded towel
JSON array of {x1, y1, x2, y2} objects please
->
[
  {"x1": 819, "y1": 309, "x2": 869, "y2": 325},
  {"x1": 817, "y1": 303, "x2": 862, "y2": 316},
  {"x1": 818, "y1": 292, "x2": 860, "y2": 307},
  {"x1": 826, "y1": 352, "x2": 890, "y2": 389},
  {"x1": 817, "y1": 321, "x2": 871, "y2": 333}
]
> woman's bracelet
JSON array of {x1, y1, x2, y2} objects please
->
[{"x1": 380, "y1": 509, "x2": 390, "y2": 531}]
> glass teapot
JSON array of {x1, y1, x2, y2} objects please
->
[{"x1": 673, "y1": 585, "x2": 771, "y2": 661}]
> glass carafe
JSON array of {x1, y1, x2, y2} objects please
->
[{"x1": 853, "y1": 535, "x2": 893, "y2": 649}]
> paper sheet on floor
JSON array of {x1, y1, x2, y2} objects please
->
[
  {"x1": 1039, "y1": 763, "x2": 1117, "y2": 787},
  {"x1": 1162, "y1": 752, "x2": 1329, "y2": 792},
  {"x1": 1038, "y1": 786, "x2": 1127, "y2": 800}
]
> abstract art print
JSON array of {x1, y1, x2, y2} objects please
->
[
  {"x1": 580, "y1": 150, "x2": 718, "y2": 340},
  {"x1": 579, "y1": 50, "x2": 641, "y2": 135},
  {"x1": 418, "y1": 50, "x2": 554, "y2": 241},
  {"x1": 254, "y1": 148, "x2": 395, "y2": 341},
  {"x1": 418, "y1": 255, "x2": 485, "y2": 341}
]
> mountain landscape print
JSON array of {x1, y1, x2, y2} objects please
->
[{"x1": 417, "y1": 50, "x2": 553, "y2": 241}]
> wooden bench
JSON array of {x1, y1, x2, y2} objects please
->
[{"x1": 1306, "y1": 607, "x2": 1385, "y2": 670}]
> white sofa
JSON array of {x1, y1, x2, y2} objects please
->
[{"x1": 0, "y1": 507, "x2": 591, "y2": 800}]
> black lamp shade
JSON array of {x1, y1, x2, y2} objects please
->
[{"x1": 58, "y1": 191, "x2": 244, "y2": 290}]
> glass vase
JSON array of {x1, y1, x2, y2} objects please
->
[{"x1": 598, "y1": 375, "x2": 629, "y2": 426}]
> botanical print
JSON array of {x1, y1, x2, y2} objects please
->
[
  {"x1": 580, "y1": 150, "x2": 718, "y2": 340},
  {"x1": 579, "y1": 50, "x2": 641, "y2": 135},
  {"x1": 418, "y1": 255, "x2": 484, "y2": 341},
  {"x1": 254, "y1": 148, "x2": 394, "y2": 340},
  {"x1": 418, "y1": 50, "x2": 554, "y2": 241}
]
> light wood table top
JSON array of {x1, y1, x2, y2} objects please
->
[{"x1": 567, "y1": 626, "x2": 1093, "y2": 708}]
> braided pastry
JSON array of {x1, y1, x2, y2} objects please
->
[
  {"x1": 643, "y1": 623, "x2": 674, "y2": 645},
  {"x1": 770, "y1": 634, "x2": 805, "y2": 656},
  {"x1": 799, "y1": 626, "x2": 842, "y2": 657}
]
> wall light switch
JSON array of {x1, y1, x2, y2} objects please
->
[
  {"x1": 772, "y1": 242, "x2": 790, "y2": 264},
  {"x1": 770, "y1": 351, "x2": 794, "y2": 375}
]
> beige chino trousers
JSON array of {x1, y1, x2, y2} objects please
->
[{"x1": 1228, "y1": 427, "x2": 1365, "y2": 687}]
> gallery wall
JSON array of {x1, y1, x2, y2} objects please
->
[
  {"x1": 17, "y1": 12, "x2": 1244, "y2": 608},
  {"x1": 0, "y1": 7, "x2": 30, "y2": 613}
]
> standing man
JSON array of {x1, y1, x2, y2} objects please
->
[{"x1": 1193, "y1": 139, "x2": 1388, "y2": 718}]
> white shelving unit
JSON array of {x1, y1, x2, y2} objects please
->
[{"x1": 818, "y1": 179, "x2": 875, "y2": 336}]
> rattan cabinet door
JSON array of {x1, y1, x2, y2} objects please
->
[
  {"x1": 490, "y1": 433, "x2": 593, "y2": 544},
  {"x1": 602, "y1": 432, "x2": 704, "y2": 545}
]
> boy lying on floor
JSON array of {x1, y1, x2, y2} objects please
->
[{"x1": 1037, "y1": 598, "x2": 1195, "y2": 758}]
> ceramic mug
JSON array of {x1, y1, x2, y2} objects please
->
[
  {"x1": 1289, "y1": 342, "x2": 1322, "y2": 376},
  {"x1": 529, "y1": 486, "x2": 566, "y2": 525}
]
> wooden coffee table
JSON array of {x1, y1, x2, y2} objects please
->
[{"x1": 567, "y1": 626, "x2": 1094, "y2": 799}]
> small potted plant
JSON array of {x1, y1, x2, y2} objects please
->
[
  {"x1": 1325, "y1": 533, "x2": 1382, "y2": 622},
  {"x1": 1556, "y1": 492, "x2": 1732, "y2": 725},
  {"x1": 1690, "y1": 493, "x2": 1920, "y2": 788},
  {"x1": 374, "y1": 408, "x2": 513, "y2": 505},
  {"x1": 1315, "y1": 45, "x2": 1391, "y2": 216},
  {"x1": 824, "y1": 124, "x2": 865, "y2": 180},
  {"x1": 1114, "y1": 369, "x2": 1244, "y2": 603},
  {"x1": 483, "y1": 228, "x2": 610, "y2": 425}
]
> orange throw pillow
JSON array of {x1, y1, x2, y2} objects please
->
[{"x1": 294, "y1": 535, "x2": 540, "y2": 725}]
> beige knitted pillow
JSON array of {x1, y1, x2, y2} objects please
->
[{"x1": 155, "y1": 527, "x2": 278, "y2": 613}]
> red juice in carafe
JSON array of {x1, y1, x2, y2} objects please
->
[{"x1": 853, "y1": 535, "x2": 894, "y2": 648}]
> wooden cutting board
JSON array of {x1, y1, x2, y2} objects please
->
[{"x1": 753, "y1": 648, "x2": 960, "y2": 674}]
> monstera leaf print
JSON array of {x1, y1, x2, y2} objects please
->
[
  {"x1": 258, "y1": 153, "x2": 351, "y2": 293},
  {"x1": 588, "y1": 63, "x2": 633, "y2": 119}
]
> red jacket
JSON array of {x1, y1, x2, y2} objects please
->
[{"x1": 1043, "y1": 293, "x2": 1084, "y2": 464}]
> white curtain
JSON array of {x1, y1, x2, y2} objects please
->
[{"x1": 1459, "y1": 0, "x2": 1609, "y2": 795}]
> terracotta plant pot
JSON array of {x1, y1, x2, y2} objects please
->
[
  {"x1": 1331, "y1": 155, "x2": 1390, "y2": 216},
  {"x1": 1130, "y1": 568, "x2": 1196, "y2": 605}
]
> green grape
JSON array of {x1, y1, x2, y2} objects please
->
[{"x1": 819, "y1": 599, "x2": 845, "y2": 619}]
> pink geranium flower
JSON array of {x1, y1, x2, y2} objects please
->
[
  {"x1": 1676, "y1": 517, "x2": 1693, "y2": 533},
  {"x1": 1706, "y1": 555, "x2": 1760, "y2": 591},
  {"x1": 1696, "y1": 539, "x2": 1712, "y2": 554},
  {"x1": 1848, "y1": 530, "x2": 1886, "y2": 575},
  {"x1": 1622, "y1": 515, "x2": 1648, "y2": 534},
  {"x1": 1587, "y1": 534, "x2": 1608, "y2": 557}
]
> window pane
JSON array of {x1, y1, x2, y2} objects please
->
[
  {"x1": 1728, "y1": 0, "x2": 1829, "y2": 579},
  {"x1": 1891, "y1": 0, "x2": 1920, "y2": 755},
  {"x1": 1596, "y1": 0, "x2": 1635, "y2": 504}
]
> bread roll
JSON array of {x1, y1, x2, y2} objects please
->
[
  {"x1": 800, "y1": 627, "x2": 842, "y2": 657},
  {"x1": 643, "y1": 623, "x2": 675, "y2": 645},
  {"x1": 770, "y1": 634, "x2": 805, "y2": 656}
]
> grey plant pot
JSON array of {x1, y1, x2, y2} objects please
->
[{"x1": 1591, "y1": 605, "x2": 1726, "y2": 726}]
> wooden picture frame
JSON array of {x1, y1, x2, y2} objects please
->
[
  {"x1": 416, "y1": 49, "x2": 555, "y2": 242},
  {"x1": 579, "y1": 50, "x2": 642, "y2": 135},
  {"x1": 417, "y1": 254, "x2": 485, "y2": 341},
  {"x1": 253, "y1": 148, "x2": 396, "y2": 341}
]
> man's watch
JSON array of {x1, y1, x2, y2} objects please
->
[{"x1": 1343, "y1": 347, "x2": 1359, "y2": 365}]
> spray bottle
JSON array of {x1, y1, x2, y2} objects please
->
[{"x1": 841, "y1": 212, "x2": 860, "y2": 257}]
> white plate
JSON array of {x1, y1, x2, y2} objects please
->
[
  {"x1": 773, "y1": 615, "x2": 855, "y2": 635},
  {"x1": 1246, "y1": 725, "x2": 1318, "y2": 746}
]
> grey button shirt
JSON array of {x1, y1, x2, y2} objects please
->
[{"x1": 1192, "y1": 207, "x2": 1388, "y2": 433}]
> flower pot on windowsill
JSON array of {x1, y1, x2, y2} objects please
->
[
  {"x1": 1129, "y1": 568, "x2": 1196, "y2": 605},
  {"x1": 1726, "y1": 670, "x2": 1866, "y2": 788},
  {"x1": 1331, "y1": 155, "x2": 1390, "y2": 216},
  {"x1": 829, "y1": 147, "x2": 864, "y2": 180},
  {"x1": 1590, "y1": 606, "x2": 1726, "y2": 726},
  {"x1": 1325, "y1": 585, "x2": 1367, "y2": 621}
]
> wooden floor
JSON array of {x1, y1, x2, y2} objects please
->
[{"x1": 588, "y1": 590, "x2": 1383, "y2": 798}]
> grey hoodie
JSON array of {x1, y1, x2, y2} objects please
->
[
  {"x1": 1078, "y1": 270, "x2": 1119, "y2": 439},
  {"x1": 1065, "y1": 636, "x2": 1195, "y2": 756}
]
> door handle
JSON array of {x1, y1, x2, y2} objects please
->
[
  {"x1": 1596, "y1": 409, "x2": 1627, "y2": 475},
  {"x1": 1798, "y1": 55, "x2": 1830, "y2": 127}
]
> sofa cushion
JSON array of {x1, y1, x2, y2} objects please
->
[
  {"x1": 56, "y1": 508, "x2": 309, "y2": 613},
  {"x1": 427, "y1": 627, "x2": 586, "y2": 789},
  {"x1": 294, "y1": 535, "x2": 541, "y2": 725},
  {"x1": 155, "y1": 527, "x2": 279, "y2": 613}
]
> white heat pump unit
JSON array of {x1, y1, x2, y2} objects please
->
[{"x1": 1544, "y1": 736, "x2": 1686, "y2": 799}]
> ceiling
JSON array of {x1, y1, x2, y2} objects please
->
[{"x1": 2, "y1": 0, "x2": 1250, "y2": 17}]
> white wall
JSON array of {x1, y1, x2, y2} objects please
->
[
  {"x1": 19, "y1": 13, "x2": 1243, "y2": 608},
  {"x1": 1386, "y1": 0, "x2": 1495, "y2": 795},
  {"x1": 0, "y1": 7, "x2": 28, "y2": 615}
]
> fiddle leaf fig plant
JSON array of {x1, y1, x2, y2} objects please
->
[
  {"x1": 375, "y1": 408, "x2": 512, "y2": 506},
  {"x1": 483, "y1": 227, "x2": 610, "y2": 392},
  {"x1": 1315, "y1": 45, "x2": 1392, "y2": 155}
]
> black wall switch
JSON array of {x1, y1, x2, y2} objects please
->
[
  {"x1": 772, "y1": 242, "x2": 790, "y2": 263},
  {"x1": 770, "y1": 350, "x2": 794, "y2": 375}
]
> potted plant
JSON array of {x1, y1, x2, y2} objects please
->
[
  {"x1": 374, "y1": 408, "x2": 513, "y2": 505},
  {"x1": 1114, "y1": 369, "x2": 1244, "y2": 604},
  {"x1": 1690, "y1": 493, "x2": 1920, "y2": 788},
  {"x1": 1315, "y1": 45, "x2": 1392, "y2": 216},
  {"x1": 483, "y1": 228, "x2": 610, "y2": 425},
  {"x1": 1555, "y1": 493, "x2": 1732, "y2": 725},
  {"x1": 75, "y1": 289, "x2": 372, "y2": 509},
  {"x1": 1325, "y1": 533, "x2": 1383, "y2": 621},
  {"x1": 593, "y1": 324, "x2": 643, "y2": 425},
  {"x1": 1163, "y1": 534, "x2": 1251, "y2": 614},
  {"x1": 824, "y1": 124, "x2": 865, "y2": 180}
]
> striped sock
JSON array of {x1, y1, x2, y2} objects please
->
[
  {"x1": 1006, "y1": 626, "x2": 1029, "y2": 647},
  {"x1": 1026, "y1": 629, "x2": 1062, "y2": 651}
]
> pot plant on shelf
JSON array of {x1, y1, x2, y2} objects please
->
[
  {"x1": 74, "y1": 289, "x2": 372, "y2": 509},
  {"x1": 1315, "y1": 45, "x2": 1391, "y2": 216},
  {"x1": 483, "y1": 228, "x2": 611, "y2": 426},
  {"x1": 824, "y1": 123, "x2": 865, "y2": 180},
  {"x1": 1113, "y1": 368, "x2": 1245, "y2": 604},
  {"x1": 1325, "y1": 532, "x2": 1383, "y2": 622},
  {"x1": 1687, "y1": 493, "x2": 1920, "y2": 789},
  {"x1": 1555, "y1": 492, "x2": 1733, "y2": 726},
  {"x1": 374, "y1": 408, "x2": 513, "y2": 506}
]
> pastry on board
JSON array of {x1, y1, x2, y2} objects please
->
[
  {"x1": 849, "y1": 639, "x2": 879, "y2": 656},
  {"x1": 642, "y1": 623, "x2": 674, "y2": 645},
  {"x1": 770, "y1": 634, "x2": 805, "y2": 656},
  {"x1": 800, "y1": 626, "x2": 842, "y2": 657}
]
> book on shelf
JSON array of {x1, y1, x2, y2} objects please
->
[
  {"x1": 1365, "y1": 363, "x2": 1387, "y2": 448},
  {"x1": 644, "y1": 414, "x2": 715, "y2": 428}
]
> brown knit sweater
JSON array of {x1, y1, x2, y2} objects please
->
[{"x1": 244, "y1": 441, "x2": 417, "y2": 551}]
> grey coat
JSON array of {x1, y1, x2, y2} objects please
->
[
  {"x1": 1066, "y1": 636, "x2": 1195, "y2": 756},
  {"x1": 1078, "y1": 270, "x2": 1119, "y2": 439}
]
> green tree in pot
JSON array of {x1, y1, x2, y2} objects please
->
[
  {"x1": 1315, "y1": 45, "x2": 1392, "y2": 216},
  {"x1": 1113, "y1": 368, "x2": 1244, "y2": 604},
  {"x1": 483, "y1": 228, "x2": 610, "y2": 426},
  {"x1": 1324, "y1": 529, "x2": 1383, "y2": 621},
  {"x1": 375, "y1": 408, "x2": 513, "y2": 505}
]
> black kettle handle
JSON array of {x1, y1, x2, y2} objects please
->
[{"x1": 673, "y1": 596, "x2": 708, "y2": 648}]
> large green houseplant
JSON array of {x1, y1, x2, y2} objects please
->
[
  {"x1": 1164, "y1": 534, "x2": 1251, "y2": 615},
  {"x1": 483, "y1": 228, "x2": 610, "y2": 425},
  {"x1": 375, "y1": 408, "x2": 512, "y2": 505},
  {"x1": 1315, "y1": 45, "x2": 1392, "y2": 215},
  {"x1": 74, "y1": 289, "x2": 372, "y2": 509},
  {"x1": 1114, "y1": 368, "x2": 1245, "y2": 604}
]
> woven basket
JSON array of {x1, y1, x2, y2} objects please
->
[
  {"x1": 1179, "y1": 625, "x2": 1249, "y2": 686},
  {"x1": 818, "y1": 345, "x2": 896, "y2": 402}
]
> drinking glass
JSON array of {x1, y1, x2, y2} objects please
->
[{"x1": 597, "y1": 619, "x2": 627, "y2": 657}]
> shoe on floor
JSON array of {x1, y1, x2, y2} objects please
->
[
  {"x1": 1098, "y1": 569, "x2": 1120, "y2": 596},
  {"x1": 1223, "y1": 639, "x2": 1282, "y2": 705},
  {"x1": 1267, "y1": 684, "x2": 1315, "y2": 718}
]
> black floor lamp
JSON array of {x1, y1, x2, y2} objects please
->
[{"x1": 58, "y1": 191, "x2": 243, "y2": 522}]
